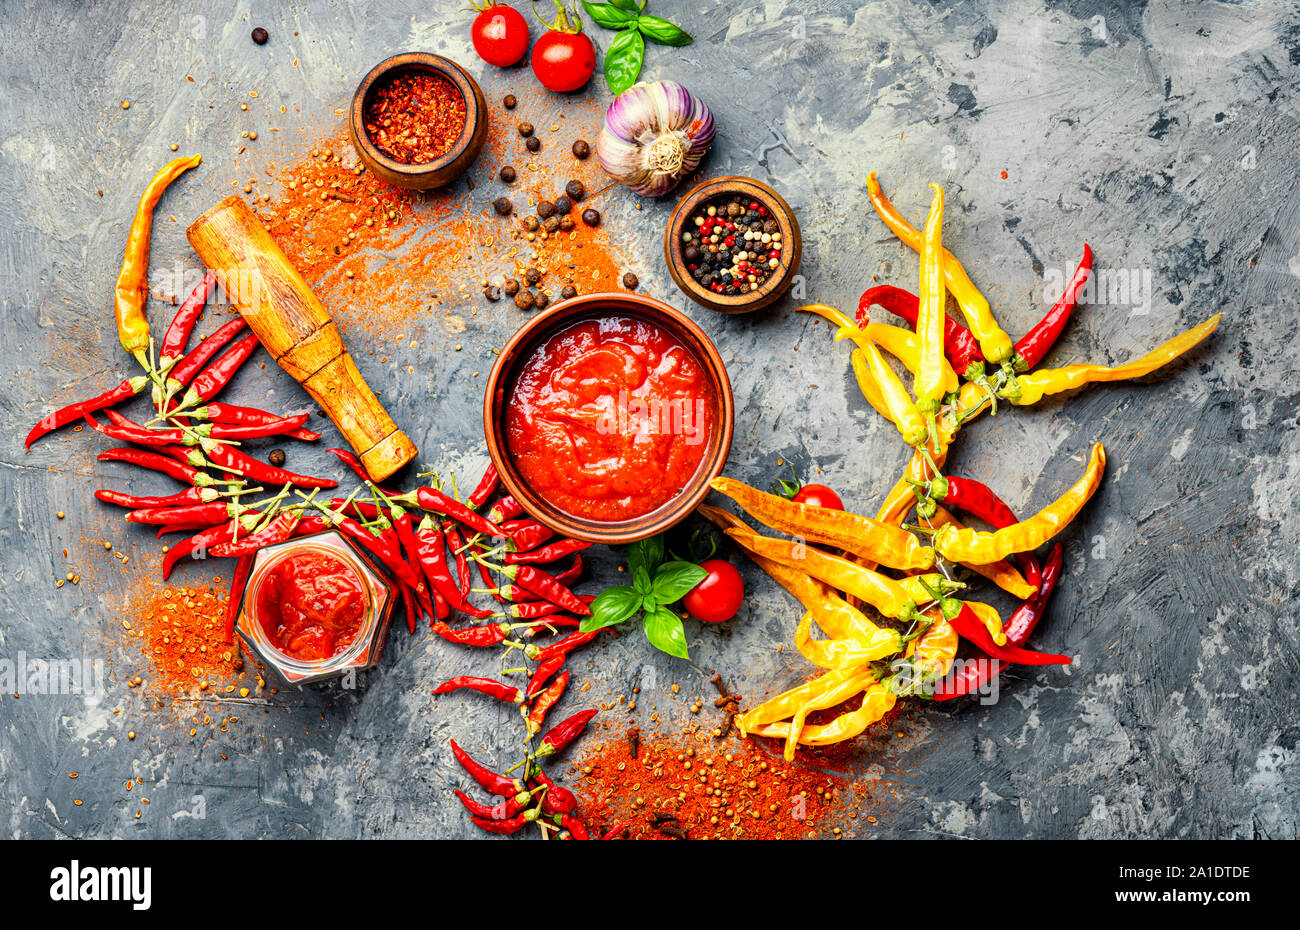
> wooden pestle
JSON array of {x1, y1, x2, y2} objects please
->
[{"x1": 186, "y1": 195, "x2": 417, "y2": 481}]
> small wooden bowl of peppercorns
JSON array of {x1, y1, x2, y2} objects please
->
[
  {"x1": 350, "y1": 52, "x2": 489, "y2": 190},
  {"x1": 664, "y1": 176, "x2": 802, "y2": 314}
]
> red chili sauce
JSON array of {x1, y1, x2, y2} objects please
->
[
  {"x1": 256, "y1": 551, "x2": 368, "y2": 662},
  {"x1": 506, "y1": 315, "x2": 716, "y2": 521}
]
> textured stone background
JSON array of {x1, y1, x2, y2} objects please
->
[{"x1": 2, "y1": 0, "x2": 1297, "y2": 839}]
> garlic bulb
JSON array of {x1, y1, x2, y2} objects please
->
[{"x1": 596, "y1": 80, "x2": 715, "y2": 197}]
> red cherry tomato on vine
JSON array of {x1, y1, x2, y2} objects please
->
[
  {"x1": 683, "y1": 560, "x2": 745, "y2": 624},
  {"x1": 531, "y1": 29, "x2": 595, "y2": 92},
  {"x1": 471, "y1": 4, "x2": 529, "y2": 68},
  {"x1": 792, "y1": 484, "x2": 844, "y2": 511}
]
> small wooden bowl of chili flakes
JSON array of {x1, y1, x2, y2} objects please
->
[{"x1": 350, "y1": 52, "x2": 488, "y2": 190}]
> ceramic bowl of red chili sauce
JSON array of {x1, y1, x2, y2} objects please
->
[
  {"x1": 485, "y1": 294, "x2": 734, "y2": 544},
  {"x1": 350, "y1": 52, "x2": 488, "y2": 190},
  {"x1": 234, "y1": 531, "x2": 397, "y2": 685}
]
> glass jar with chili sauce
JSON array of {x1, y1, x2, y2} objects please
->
[{"x1": 235, "y1": 531, "x2": 396, "y2": 685}]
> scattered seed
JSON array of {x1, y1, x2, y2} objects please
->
[
  {"x1": 251, "y1": 27, "x2": 269, "y2": 44},
  {"x1": 499, "y1": 166, "x2": 517, "y2": 183},
  {"x1": 492, "y1": 197, "x2": 514, "y2": 217},
  {"x1": 526, "y1": 136, "x2": 541, "y2": 153},
  {"x1": 517, "y1": 121, "x2": 534, "y2": 137},
  {"x1": 268, "y1": 449, "x2": 286, "y2": 467},
  {"x1": 581, "y1": 208, "x2": 601, "y2": 227},
  {"x1": 622, "y1": 272, "x2": 639, "y2": 290},
  {"x1": 503, "y1": 94, "x2": 517, "y2": 109},
  {"x1": 572, "y1": 139, "x2": 590, "y2": 160}
]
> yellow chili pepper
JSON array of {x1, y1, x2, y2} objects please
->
[
  {"x1": 1005, "y1": 314, "x2": 1221, "y2": 406},
  {"x1": 697, "y1": 504, "x2": 902, "y2": 654},
  {"x1": 722, "y1": 525, "x2": 954, "y2": 620},
  {"x1": 926, "y1": 505, "x2": 1038, "y2": 599},
  {"x1": 908, "y1": 610, "x2": 957, "y2": 680},
  {"x1": 914, "y1": 183, "x2": 947, "y2": 412},
  {"x1": 800, "y1": 304, "x2": 959, "y2": 393},
  {"x1": 875, "y1": 446, "x2": 948, "y2": 531},
  {"x1": 867, "y1": 172, "x2": 1013, "y2": 363},
  {"x1": 738, "y1": 667, "x2": 875, "y2": 731},
  {"x1": 793, "y1": 613, "x2": 897, "y2": 671},
  {"x1": 751, "y1": 681, "x2": 896, "y2": 748},
  {"x1": 114, "y1": 155, "x2": 202, "y2": 365},
  {"x1": 709, "y1": 476, "x2": 935, "y2": 571},
  {"x1": 964, "y1": 600, "x2": 1006, "y2": 645},
  {"x1": 860, "y1": 340, "x2": 929, "y2": 447},
  {"x1": 934, "y1": 442, "x2": 1106, "y2": 564}
]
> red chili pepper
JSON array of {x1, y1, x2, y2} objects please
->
[
  {"x1": 1013, "y1": 244, "x2": 1093, "y2": 371},
  {"x1": 432, "y1": 676, "x2": 523, "y2": 703},
  {"x1": 399, "y1": 584, "x2": 417, "y2": 634},
  {"x1": 165, "y1": 319, "x2": 248, "y2": 388},
  {"x1": 502, "y1": 519, "x2": 555, "y2": 552},
  {"x1": 916, "y1": 474, "x2": 1041, "y2": 589},
  {"x1": 470, "y1": 811, "x2": 536, "y2": 835},
  {"x1": 207, "y1": 414, "x2": 310, "y2": 441},
  {"x1": 326, "y1": 448, "x2": 398, "y2": 495},
  {"x1": 534, "y1": 708, "x2": 598, "y2": 760},
  {"x1": 526, "y1": 655, "x2": 565, "y2": 700},
  {"x1": 292, "y1": 515, "x2": 328, "y2": 537},
  {"x1": 202, "y1": 442, "x2": 338, "y2": 489},
  {"x1": 197, "y1": 402, "x2": 319, "y2": 441},
  {"x1": 538, "y1": 784, "x2": 578, "y2": 815},
  {"x1": 430, "y1": 621, "x2": 510, "y2": 647},
  {"x1": 98, "y1": 447, "x2": 213, "y2": 487},
  {"x1": 126, "y1": 501, "x2": 235, "y2": 526},
  {"x1": 528, "y1": 629, "x2": 600, "y2": 664},
  {"x1": 933, "y1": 544, "x2": 1064, "y2": 700},
  {"x1": 486, "y1": 495, "x2": 524, "y2": 524},
  {"x1": 445, "y1": 526, "x2": 473, "y2": 599},
  {"x1": 159, "y1": 272, "x2": 217, "y2": 364},
  {"x1": 485, "y1": 555, "x2": 585, "y2": 602},
  {"x1": 859, "y1": 284, "x2": 986, "y2": 377},
  {"x1": 503, "y1": 538, "x2": 591, "y2": 565},
  {"x1": 499, "y1": 597, "x2": 593, "y2": 620},
  {"x1": 209, "y1": 511, "x2": 301, "y2": 558},
  {"x1": 83, "y1": 412, "x2": 181, "y2": 446},
  {"x1": 223, "y1": 554, "x2": 254, "y2": 642},
  {"x1": 95, "y1": 487, "x2": 219, "y2": 509},
  {"x1": 25, "y1": 375, "x2": 149, "y2": 450},
  {"x1": 466, "y1": 464, "x2": 499, "y2": 511},
  {"x1": 324, "y1": 513, "x2": 423, "y2": 590},
  {"x1": 163, "y1": 516, "x2": 258, "y2": 580},
  {"x1": 454, "y1": 789, "x2": 530, "y2": 821},
  {"x1": 180, "y1": 333, "x2": 260, "y2": 406},
  {"x1": 492, "y1": 563, "x2": 591, "y2": 616},
  {"x1": 945, "y1": 600, "x2": 1070, "y2": 666},
  {"x1": 601, "y1": 821, "x2": 634, "y2": 840},
  {"x1": 449, "y1": 739, "x2": 528, "y2": 797},
  {"x1": 414, "y1": 516, "x2": 492, "y2": 619},
  {"x1": 559, "y1": 812, "x2": 589, "y2": 839},
  {"x1": 416, "y1": 487, "x2": 505, "y2": 539},
  {"x1": 526, "y1": 669, "x2": 570, "y2": 736}
]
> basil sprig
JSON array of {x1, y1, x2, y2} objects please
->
[
  {"x1": 581, "y1": 1, "x2": 693, "y2": 95},
  {"x1": 579, "y1": 534, "x2": 706, "y2": 659}
]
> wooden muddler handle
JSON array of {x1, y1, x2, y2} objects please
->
[{"x1": 186, "y1": 195, "x2": 417, "y2": 481}]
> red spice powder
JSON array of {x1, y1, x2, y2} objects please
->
[
  {"x1": 121, "y1": 576, "x2": 247, "y2": 698},
  {"x1": 364, "y1": 71, "x2": 467, "y2": 164}
]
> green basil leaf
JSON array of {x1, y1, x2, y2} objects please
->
[
  {"x1": 643, "y1": 606, "x2": 689, "y2": 659},
  {"x1": 610, "y1": 0, "x2": 642, "y2": 10},
  {"x1": 632, "y1": 565, "x2": 653, "y2": 597},
  {"x1": 636, "y1": 14, "x2": 692, "y2": 46},
  {"x1": 582, "y1": 1, "x2": 636, "y2": 30},
  {"x1": 627, "y1": 534, "x2": 664, "y2": 579},
  {"x1": 652, "y1": 560, "x2": 708, "y2": 604},
  {"x1": 604, "y1": 26, "x2": 645, "y2": 96},
  {"x1": 580, "y1": 585, "x2": 643, "y2": 632}
]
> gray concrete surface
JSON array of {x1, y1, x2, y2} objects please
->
[{"x1": 2, "y1": 0, "x2": 1297, "y2": 839}]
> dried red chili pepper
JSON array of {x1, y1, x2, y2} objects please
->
[
  {"x1": 449, "y1": 739, "x2": 528, "y2": 797},
  {"x1": 159, "y1": 272, "x2": 217, "y2": 366},
  {"x1": 496, "y1": 598, "x2": 592, "y2": 620},
  {"x1": 480, "y1": 555, "x2": 584, "y2": 602},
  {"x1": 559, "y1": 812, "x2": 589, "y2": 839},
  {"x1": 1013, "y1": 244, "x2": 1093, "y2": 371},
  {"x1": 445, "y1": 526, "x2": 473, "y2": 600},
  {"x1": 470, "y1": 811, "x2": 536, "y2": 835},
  {"x1": 525, "y1": 669, "x2": 570, "y2": 736},
  {"x1": 432, "y1": 676, "x2": 524, "y2": 703},
  {"x1": 125, "y1": 501, "x2": 236, "y2": 526},
  {"x1": 503, "y1": 538, "x2": 591, "y2": 565},
  {"x1": 526, "y1": 654, "x2": 566, "y2": 698},
  {"x1": 933, "y1": 544, "x2": 1064, "y2": 700},
  {"x1": 175, "y1": 333, "x2": 260, "y2": 407},
  {"x1": 322, "y1": 512, "x2": 424, "y2": 590},
  {"x1": 859, "y1": 284, "x2": 986, "y2": 377},
  {"x1": 502, "y1": 519, "x2": 555, "y2": 552},
  {"x1": 206, "y1": 414, "x2": 310, "y2": 441},
  {"x1": 943, "y1": 599, "x2": 1069, "y2": 666},
  {"x1": 163, "y1": 516, "x2": 259, "y2": 579},
  {"x1": 195, "y1": 402, "x2": 319, "y2": 441}
]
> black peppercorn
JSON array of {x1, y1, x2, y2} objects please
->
[
  {"x1": 525, "y1": 137, "x2": 541, "y2": 152},
  {"x1": 560, "y1": 285, "x2": 578, "y2": 300},
  {"x1": 503, "y1": 94, "x2": 517, "y2": 109},
  {"x1": 572, "y1": 140, "x2": 590, "y2": 159},
  {"x1": 565, "y1": 180, "x2": 585, "y2": 202},
  {"x1": 581, "y1": 208, "x2": 601, "y2": 227},
  {"x1": 517, "y1": 121, "x2": 534, "y2": 137},
  {"x1": 684, "y1": 246, "x2": 700, "y2": 263},
  {"x1": 503, "y1": 278, "x2": 520, "y2": 296},
  {"x1": 622, "y1": 272, "x2": 639, "y2": 290},
  {"x1": 554, "y1": 195, "x2": 572, "y2": 214},
  {"x1": 514, "y1": 289, "x2": 536, "y2": 310},
  {"x1": 536, "y1": 200, "x2": 556, "y2": 219},
  {"x1": 251, "y1": 27, "x2": 269, "y2": 45},
  {"x1": 267, "y1": 448, "x2": 286, "y2": 466},
  {"x1": 492, "y1": 197, "x2": 513, "y2": 217},
  {"x1": 499, "y1": 166, "x2": 516, "y2": 183}
]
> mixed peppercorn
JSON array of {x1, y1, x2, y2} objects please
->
[{"x1": 681, "y1": 195, "x2": 783, "y2": 295}]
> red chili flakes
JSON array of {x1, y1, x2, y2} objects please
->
[{"x1": 364, "y1": 71, "x2": 467, "y2": 165}]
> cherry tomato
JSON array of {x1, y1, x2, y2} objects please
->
[
  {"x1": 531, "y1": 29, "x2": 595, "y2": 92},
  {"x1": 683, "y1": 559, "x2": 745, "y2": 624},
  {"x1": 471, "y1": 4, "x2": 529, "y2": 68},
  {"x1": 792, "y1": 483, "x2": 845, "y2": 511}
]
